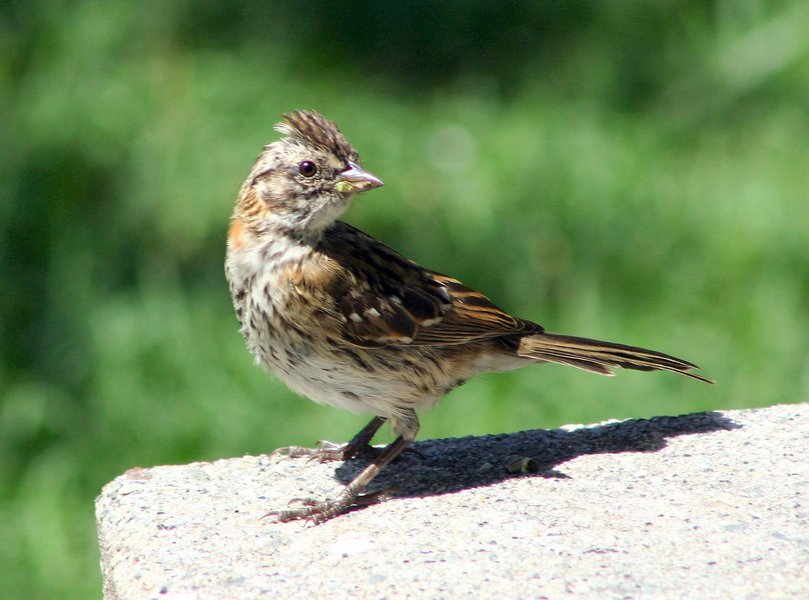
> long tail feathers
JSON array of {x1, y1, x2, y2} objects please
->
[{"x1": 518, "y1": 332, "x2": 714, "y2": 383}]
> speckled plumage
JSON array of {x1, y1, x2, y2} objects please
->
[{"x1": 225, "y1": 110, "x2": 711, "y2": 523}]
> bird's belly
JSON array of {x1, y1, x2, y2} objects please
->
[
  {"x1": 237, "y1": 284, "x2": 465, "y2": 417},
  {"x1": 264, "y1": 344, "x2": 446, "y2": 417}
]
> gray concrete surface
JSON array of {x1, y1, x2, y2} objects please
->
[{"x1": 96, "y1": 403, "x2": 808, "y2": 599}]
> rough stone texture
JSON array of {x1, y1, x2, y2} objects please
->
[{"x1": 96, "y1": 404, "x2": 808, "y2": 599}]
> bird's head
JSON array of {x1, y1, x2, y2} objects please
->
[{"x1": 231, "y1": 110, "x2": 383, "y2": 244}]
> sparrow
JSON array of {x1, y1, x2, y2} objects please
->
[{"x1": 225, "y1": 110, "x2": 712, "y2": 524}]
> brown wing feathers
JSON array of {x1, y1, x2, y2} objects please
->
[
  {"x1": 328, "y1": 223, "x2": 531, "y2": 347},
  {"x1": 338, "y1": 291, "x2": 418, "y2": 346},
  {"x1": 409, "y1": 274, "x2": 540, "y2": 344}
]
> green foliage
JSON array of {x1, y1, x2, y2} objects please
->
[{"x1": 2, "y1": 1, "x2": 809, "y2": 596}]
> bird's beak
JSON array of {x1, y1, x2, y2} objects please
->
[{"x1": 335, "y1": 162, "x2": 384, "y2": 194}]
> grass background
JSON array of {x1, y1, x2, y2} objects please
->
[{"x1": 2, "y1": 1, "x2": 808, "y2": 597}]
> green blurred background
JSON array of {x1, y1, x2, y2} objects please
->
[{"x1": 2, "y1": 1, "x2": 808, "y2": 596}]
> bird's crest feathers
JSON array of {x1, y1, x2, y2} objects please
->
[{"x1": 275, "y1": 110, "x2": 358, "y2": 163}]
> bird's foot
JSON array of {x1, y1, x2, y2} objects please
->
[
  {"x1": 264, "y1": 488, "x2": 392, "y2": 525},
  {"x1": 271, "y1": 440, "x2": 379, "y2": 463}
]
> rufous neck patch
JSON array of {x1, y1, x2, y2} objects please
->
[{"x1": 228, "y1": 218, "x2": 247, "y2": 251}]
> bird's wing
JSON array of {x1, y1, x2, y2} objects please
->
[{"x1": 323, "y1": 223, "x2": 539, "y2": 348}]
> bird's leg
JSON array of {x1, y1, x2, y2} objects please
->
[
  {"x1": 272, "y1": 416, "x2": 386, "y2": 462},
  {"x1": 267, "y1": 435, "x2": 411, "y2": 524}
]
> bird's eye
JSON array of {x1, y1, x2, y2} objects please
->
[{"x1": 298, "y1": 161, "x2": 318, "y2": 177}]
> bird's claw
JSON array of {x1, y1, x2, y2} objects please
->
[
  {"x1": 271, "y1": 440, "x2": 349, "y2": 463},
  {"x1": 271, "y1": 440, "x2": 382, "y2": 463},
  {"x1": 263, "y1": 488, "x2": 395, "y2": 525}
]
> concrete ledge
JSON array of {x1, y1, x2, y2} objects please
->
[{"x1": 96, "y1": 404, "x2": 808, "y2": 599}]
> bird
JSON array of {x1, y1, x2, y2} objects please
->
[{"x1": 225, "y1": 110, "x2": 712, "y2": 524}]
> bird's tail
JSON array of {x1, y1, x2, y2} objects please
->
[{"x1": 518, "y1": 332, "x2": 713, "y2": 383}]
